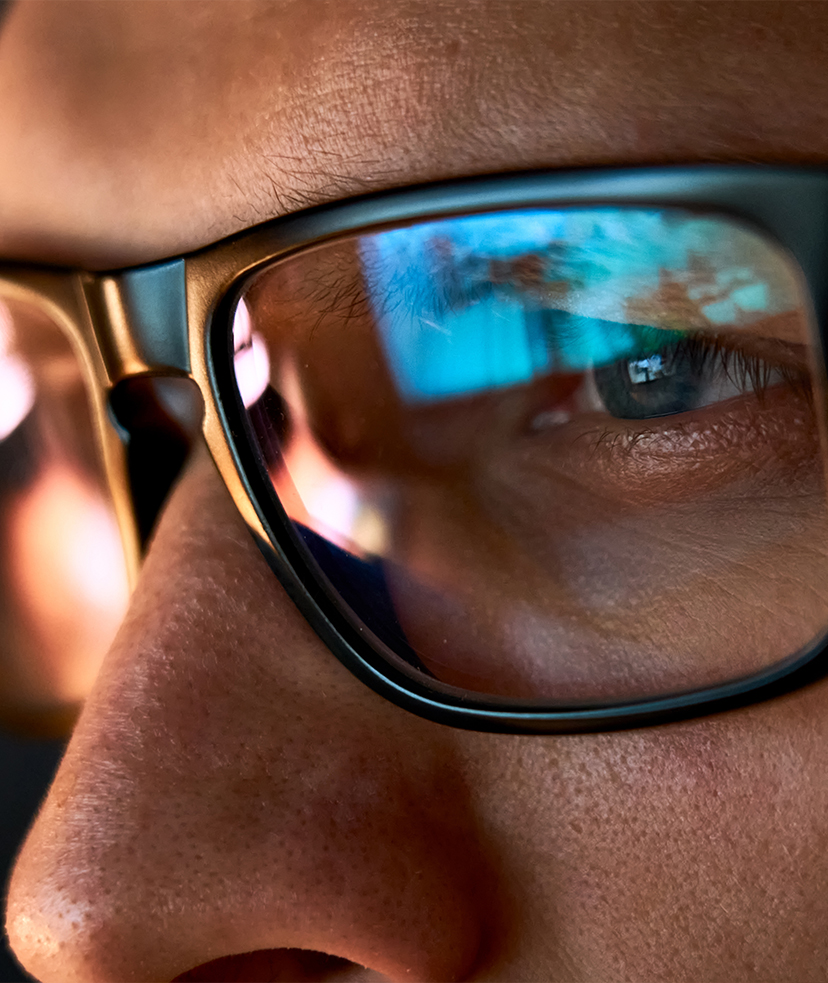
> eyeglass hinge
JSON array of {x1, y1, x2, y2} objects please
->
[{"x1": 81, "y1": 259, "x2": 191, "y2": 385}]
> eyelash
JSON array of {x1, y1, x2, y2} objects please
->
[{"x1": 649, "y1": 333, "x2": 810, "y2": 398}]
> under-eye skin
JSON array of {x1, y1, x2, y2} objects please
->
[{"x1": 530, "y1": 379, "x2": 822, "y2": 506}]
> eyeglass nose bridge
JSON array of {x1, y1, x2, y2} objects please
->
[{"x1": 83, "y1": 259, "x2": 191, "y2": 385}]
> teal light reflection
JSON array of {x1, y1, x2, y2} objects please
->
[{"x1": 359, "y1": 208, "x2": 787, "y2": 403}]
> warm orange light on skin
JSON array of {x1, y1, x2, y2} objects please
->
[
  {"x1": 235, "y1": 298, "x2": 392, "y2": 556},
  {"x1": 0, "y1": 300, "x2": 36, "y2": 440},
  {"x1": 273, "y1": 358, "x2": 390, "y2": 557},
  {"x1": 4, "y1": 459, "x2": 129, "y2": 708}
]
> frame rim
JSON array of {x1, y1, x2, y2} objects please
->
[{"x1": 185, "y1": 164, "x2": 828, "y2": 733}]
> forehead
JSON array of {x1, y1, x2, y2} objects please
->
[{"x1": 0, "y1": 0, "x2": 826, "y2": 268}]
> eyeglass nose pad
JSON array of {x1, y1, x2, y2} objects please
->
[{"x1": 108, "y1": 376, "x2": 204, "y2": 548}]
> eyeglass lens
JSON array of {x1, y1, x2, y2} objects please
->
[
  {"x1": 232, "y1": 206, "x2": 828, "y2": 704},
  {"x1": 0, "y1": 298, "x2": 129, "y2": 733}
]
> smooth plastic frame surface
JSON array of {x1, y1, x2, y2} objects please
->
[{"x1": 3, "y1": 164, "x2": 828, "y2": 733}]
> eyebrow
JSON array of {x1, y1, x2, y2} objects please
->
[{"x1": 250, "y1": 151, "x2": 401, "y2": 221}]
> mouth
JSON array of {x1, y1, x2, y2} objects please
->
[{"x1": 172, "y1": 948, "x2": 389, "y2": 982}]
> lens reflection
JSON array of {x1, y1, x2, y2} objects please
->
[
  {"x1": 233, "y1": 206, "x2": 828, "y2": 703},
  {"x1": 0, "y1": 298, "x2": 129, "y2": 733}
]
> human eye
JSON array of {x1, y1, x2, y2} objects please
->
[
  {"x1": 584, "y1": 327, "x2": 808, "y2": 421},
  {"x1": 232, "y1": 205, "x2": 828, "y2": 704}
]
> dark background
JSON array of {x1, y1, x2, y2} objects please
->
[{"x1": 0, "y1": 732, "x2": 64, "y2": 982}]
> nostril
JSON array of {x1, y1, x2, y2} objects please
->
[{"x1": 172, "y1": 947, "x2": 390, "y2": 982}]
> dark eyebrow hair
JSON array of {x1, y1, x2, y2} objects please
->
[
  {"x1": 0, "y1": 0, "x2": 11, "y2": 31},
  {"x1": 246, "y1": 152, "x2": 401, "y2": 222}
]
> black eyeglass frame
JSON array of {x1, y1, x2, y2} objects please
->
[{"x1": 3, "y1": 164, "x2": 828, "y2": 733}]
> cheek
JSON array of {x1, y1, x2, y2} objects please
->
[
  {"x1": 456, "y1": 693, "x2": 828, "y2": 979},
  {"x1": 384, "y1": 473, "x2": 828, "y2": 702}
]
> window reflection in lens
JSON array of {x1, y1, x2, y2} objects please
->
[
  {"x1": 0, "y1": 299, "x2": 129, "y2": 735},
  {"x1": 234, "y1": 207, "x2": 828, "y2": 704}
]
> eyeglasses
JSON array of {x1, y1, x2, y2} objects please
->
[{"x1": 3, "y1": 164, "x2": 828, "y2": 734}]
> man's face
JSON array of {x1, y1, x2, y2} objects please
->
[{"x1": 4, "y1": 2, "x2": 828, "y2": 981}]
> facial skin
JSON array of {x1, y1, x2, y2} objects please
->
[{"x1": 4, "y1": 1, "x2": 828, "y2": 981}]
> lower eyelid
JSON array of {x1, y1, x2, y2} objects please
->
[{"x1": 516, "y1": 384, "x2": 822, "y2": 506}]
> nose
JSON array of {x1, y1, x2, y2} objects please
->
[{"x1": 5, "y1": 447, "x2": 491, "y2": 982}]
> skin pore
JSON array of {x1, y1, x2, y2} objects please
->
[{"x1": 4, "y1": 1, "x2": 828, "y2": 981}]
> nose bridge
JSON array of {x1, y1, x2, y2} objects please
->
[{"x1": 82, "y1": 259, "x2": 192, "y2": 385}]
